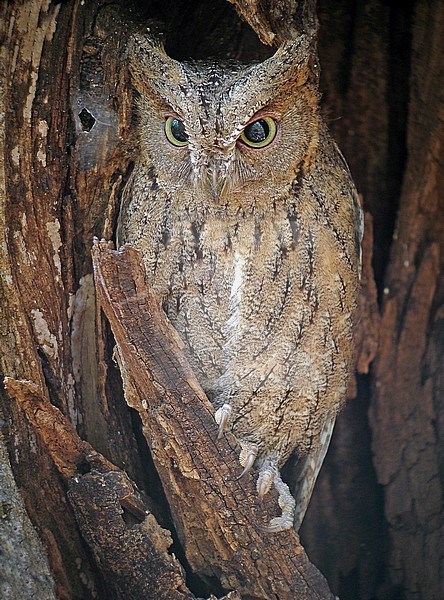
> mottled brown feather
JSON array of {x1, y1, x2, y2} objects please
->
[{"x1": 118, "y1": 32, "x2": 362, "y2": 530}]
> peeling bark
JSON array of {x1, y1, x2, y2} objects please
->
[
  {"x1": 4, "y1": 377, "x2": 195, "y2": 600},
  {"x1": 0, "y1": 0, "x2": 442, "y2": 598}
]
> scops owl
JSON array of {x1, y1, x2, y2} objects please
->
[{"x1": 117, "y1": 31, "x2": 363, "y2": 532}]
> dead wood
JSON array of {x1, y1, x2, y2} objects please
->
[
  {"x1": 0, "y1": 0, "x2": 442, "y2": 598},
  {"x1": 229, "y1": 0, "x2": 318, "y2": 45},
  {"x1": 4, "y1": 377, "x2": 196, "y2": 600}
]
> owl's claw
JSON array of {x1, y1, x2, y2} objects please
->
[
  {"x1": 257, "y1": 467, "x2": 296, "y2": 533},
  {"x1": 215, "y1": 409, "x2": 257, "y2": 478},
  {"x1": 237, "y1": 455, "x2": 255, "y2": 480},
  {"x1": 256, "y1": 515, "x2": 294, "y2": 533},
  {"x1": 257, "y1": 468, "x2": 274, "y2": 498},
  {"x1": 214, "y1": 403, "x2": 232, "y2": 439},
  {"x1": 237, "y1": 444, "x2": 258, "y2": 479}
]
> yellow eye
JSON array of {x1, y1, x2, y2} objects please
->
[
  {"x1": 239, "y1": 117, "x2": 278, "y2": 148},
  {"x1": 164, "y1": 116, "x2": 189, "y2": 147}
]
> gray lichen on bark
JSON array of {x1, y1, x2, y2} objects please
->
[{"x1": 0, "y1": 434, "x2": 56, "y2": 600}]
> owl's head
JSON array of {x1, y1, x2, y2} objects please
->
[{"x1": 128, "y1": 33, "x2": 320, "y2": 210}]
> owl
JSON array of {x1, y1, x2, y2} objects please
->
[{"x1": 117, "y1": 31, "x2": 363, "y2": 532}]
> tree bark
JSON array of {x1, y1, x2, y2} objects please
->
[
  {"x1": 92, "y1": 239, "x2": 334, "y2": 599},
  {"x1": 301, "y1": 1, "x2": 443, "y2": 599},
  {"x1": 0, "y1": 0, "x2": 442, "y2": 599},
  {"x1": 369, "y1": 2, "x2": 443, "y2": 597}
]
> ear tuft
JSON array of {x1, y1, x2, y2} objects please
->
[
  {"x1": 270, "y1": 34, "x2": 319, "y2": 88},
  {"x1": 126, "y1": 31, "x2": 188, "y2": 100}
]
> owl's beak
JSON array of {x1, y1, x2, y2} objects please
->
[{"x1": 208, "y1": 164, "x2": 228, "y2": 202}]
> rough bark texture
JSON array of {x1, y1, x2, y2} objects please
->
[
  {"x1": 301, "y1": 1, "x2": 443, "y2": 599},
  {"x1": 0, "y1": 433, "x2": 57, "y2": 600},
  {"x1": 0, "y1": 0, "x2": 442, "y2": 599},
  {"x1": 369, "y1": 3, "x2": 443, "y2": 597},
  {"x1": 3, "y1": 376, "x2": 196, "y2": 600}
]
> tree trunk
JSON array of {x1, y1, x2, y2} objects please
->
[
  {"x1": 301, "y1": 1, "x2": 443, "y2": 599},
  {"x1": 0, "y1": 0, "x2": 442, "y2": 599}
]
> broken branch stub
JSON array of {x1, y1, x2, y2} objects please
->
[
  {"x1": 92, "y1": 239, "x2": 334, "y2": 599},
  {"x1": 4, "y1": 377, "x2": 194, "y2": 600},
  {"x1": 229, "y1": 0, "x2": 318, "y2": 45}
]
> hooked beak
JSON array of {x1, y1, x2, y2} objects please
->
[{"x1": 208, "y1": 162, "x2": 229, "y2": 202}]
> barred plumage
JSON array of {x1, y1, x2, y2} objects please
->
[{"x1": 118, "y1": 32, "x2": 362, "y2": 531}]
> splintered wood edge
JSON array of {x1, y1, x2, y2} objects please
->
[
  {"x1": 228, "y1": 0, "x2": 276, "y2": 45},
  {"x1": 4, "y1": 375, "x2": 195, "y2": 599},
  {"x1": 4, "y1": 377, "x2": 93, "y2": 477},
  {"x1": 229, "y1": 0, "x2": 318, "y2": 45}
]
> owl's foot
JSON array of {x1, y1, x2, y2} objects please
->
[
  {"x1": 214, "y1": 403, "x2": 232, "y2": 439},
  {"x1": 257, "y1": 467, "x2": 295, "y2": 533},
  {"x1": 237, "y1": 442, "x2": 258, "y2": 479},
  {"x1": 257, "y1": 467, "x2": 274, "y2": 498}
]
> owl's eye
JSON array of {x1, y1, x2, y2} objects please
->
[
  {"x1": 165, "y1": 117, "x2": 189, "y2": 147},
  {"x1": 239, "y1": 117, "x2": 278, "y2": 148}
]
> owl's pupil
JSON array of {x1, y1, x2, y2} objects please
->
[
  {"x1": 171, "y1": 119, "x2": 188, "y2": 142},
  {"x1": 244, "y1": 119, "x2": 269, "y2": 143}
]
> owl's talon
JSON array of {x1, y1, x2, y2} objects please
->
[
  {"x1": 256, "y1": 515, "x2": 294, "y2": 533},
  {"x1": 214, "y1": 403, "x2": 232, "y2": 439},
  {"x1": 236, "y1": 456, "x2": 255, "y2": 480},
  {"x1": 257, "y1": 468, "x2": 274, "y2": 498},
  {"x1": 237, "y1": 444, "x2": 258, "y2": 479},
  {"x1": 256, "y1": 466, "x2": 296, "y2": 532}
]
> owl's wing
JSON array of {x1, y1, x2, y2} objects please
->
[
  {"x1": 285, "y1": 413, "x2": 336, "y2": 530},
  {"x1": 116, "y1": 169, "x2": 137, "y2": 249}
]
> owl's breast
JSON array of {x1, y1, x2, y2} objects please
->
[
  {"x1": 119, "y1": 164, "x2": 360, "y2": 459},
  {"x1": 132, "y1": 204, "x2": 355, "y2": 407}
]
